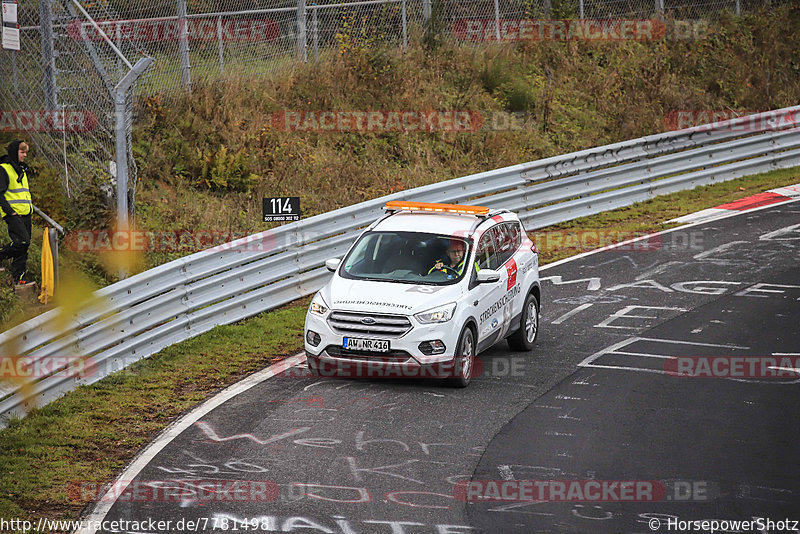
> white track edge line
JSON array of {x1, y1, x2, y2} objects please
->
[{"x1": 76, "y1": 353, "x2": 306, "y2": 534}]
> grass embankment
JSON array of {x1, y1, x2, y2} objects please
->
[{"x1": 1, "y1": 165, "x2": 799, "y2": 527}]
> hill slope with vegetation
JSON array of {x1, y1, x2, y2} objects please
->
[{"x1": 129, "y1": 6, "x2": 800, "y2": 262}]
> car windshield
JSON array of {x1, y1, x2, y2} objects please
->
[{"x1": 340, "y1": 231, "x2": 472, "y2": 285}]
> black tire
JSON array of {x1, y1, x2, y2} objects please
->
[
  {"x1": 447, "y1": 326, "x2": 475, "y2": 388},
  {"x1": 507, "y1": 292, "x2": 539, "y2": 352}
]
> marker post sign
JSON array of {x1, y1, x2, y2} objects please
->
[
  {"x1": 262, "y1": 197, "x2": 300, "y2": 222},
  {"x1": 2, "y1": 0, "x2": 20, "y2": 51}
]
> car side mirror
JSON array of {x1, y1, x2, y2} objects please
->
[
  {"x1": 476, "y1": 269, "x2": 501, "y2": 284},
  {"x1": 325, "y1": 258, "x2": 341, "y2": 272}
]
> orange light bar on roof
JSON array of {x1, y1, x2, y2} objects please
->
[{"x1": 384, "y1": 201, "x2": 490, "y2": 216}]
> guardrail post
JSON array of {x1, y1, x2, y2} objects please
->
[
  {"x1": 217, "y1": 15, "x2": 225, "y2": 75},
  {"x1": 297, "y1": 0, "x2": 307, "y2": 63},
  {"x1": 177, "y1": 0, "x2": 191, "y2": 90}
]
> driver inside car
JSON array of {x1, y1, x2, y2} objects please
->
[{"x1": 428, "y1": 240, "x2": 466, "y2": 278}]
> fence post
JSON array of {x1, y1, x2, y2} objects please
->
[
  {"x1": 579, "y1": 0, "x2": 584, "y2": 19},
  {"x1": 177, "y1": 0, "x2": 191, "y2": 90},
  {"x1": 494, "y1": 0, "x2": 500, "y2": 41},
  {"x1": 423, "y1": 0, "x2": 431, "y2": 24},
  {"x1": 312, "y1": 6, "x2": 319, "y2": 61},
  {"x1": 735, "y1": 0, "x2": 740, "y2": 16},
  {"x1": 116, "y1": 23, "x2": 123, "y2": 79},
  {"x1": 12, "y1": 50, "x2": 19, "y2": 95},
  {"x1": 217, "y1": 15, "x2": 225, "y2": 74},
  {"x1": 39, "y1": 0, "x2": 58, "y2": 110},
  {"x1": 655, "y1": 0, "x2": 664, "y2": 15},
  {"x1": 297, "y1": 0, "x2": 307, "y2": 63},
  {"x1": 402, "y1": 0, "x2": 407, "y2": 50},
  {"x1": 114, "y1": 57, "x2": 154, "y2": 278}
]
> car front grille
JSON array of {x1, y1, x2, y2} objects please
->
[
  {"x1": 324, "y1": 345, "x2": 412, "y2": 363},
  {"x1": 327, "y1": 310, "x2": 412, "y2": 338}
]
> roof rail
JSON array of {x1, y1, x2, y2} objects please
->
[{"x1": 486, "y1": 208, "x2": 512, "y2": 218}]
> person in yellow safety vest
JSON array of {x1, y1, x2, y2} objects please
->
[
  {"x1": 0, "y1": 140, "x2": 34, "y2": 285},
  {"x1": 428, "y1": 239, "x2": 473, "y2": 279}
]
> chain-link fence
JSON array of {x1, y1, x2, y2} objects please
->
[
  {"x1": 0, "y1": 0, "x2": 787, "y2": 232},
  {"x1": 1, "y1": 0, "x2": 154, "y2": 217}
]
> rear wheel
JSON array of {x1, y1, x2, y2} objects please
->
[
  {"x1": 447, "y1": 327, "x2": 475, "y2": 388},
  {"x1": 507, "y1": 292, "x2": 539, "y2": 351}
]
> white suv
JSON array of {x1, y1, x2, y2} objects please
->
[{"x1": 304, "y1": 201, "x2": 541, "y2": 387}]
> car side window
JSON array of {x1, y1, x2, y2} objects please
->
[
  {"x1": 476, "y1": 229, "x2": 499, "y2": 271},
  {"x1": 506, "y1": 222, "x2": 521, "y2": 250},
  {"x1": 494, "y1": 223, "x2": 518, "y2": 266}
]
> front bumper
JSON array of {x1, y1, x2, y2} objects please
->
[{"x1": 304, "y1": 310, "x2": 460, "y2": 378}]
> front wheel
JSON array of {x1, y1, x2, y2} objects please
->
[
  {"x1": 507, "y1": 292, "x2": 539, "y2": 351},
  {"x1": 447, "y1": 326, "x2": 475, "y2": 388}
]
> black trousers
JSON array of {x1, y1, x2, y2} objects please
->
[{"x1": 0, "y1": 212, "x2": 32, "y2": 281}]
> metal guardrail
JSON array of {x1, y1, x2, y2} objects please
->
[{"x1": 1, "y1": 107, "x2": 799, "y2": 426}]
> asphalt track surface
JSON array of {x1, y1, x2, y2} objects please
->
[{"x1": 86, "y1": 200, "x2": 800, "y2": 534}]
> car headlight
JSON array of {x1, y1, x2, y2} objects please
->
[
  {"x1": 309, "y1": 293, "x2": 329, "y2": 316},
  {"x1": 415, "y1": 302, "x2": 457, "y2": 324}
]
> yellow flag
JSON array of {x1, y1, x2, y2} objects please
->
[{"x1": 39, "y1": 228, "x2": 55, "y2": 304}]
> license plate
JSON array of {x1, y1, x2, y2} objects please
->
[{"x1": 343, "y1": 337, "x2": 390, "y2": 352}]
